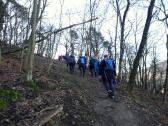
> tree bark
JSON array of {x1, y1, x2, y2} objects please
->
[
  {"x1": 152, "y1": 57, "x2": 157, "y2": 93},
  {"x1": 0, "y1": 0, "x2": 5, "y2": 63},
  {"x1": 160, "y1": 0, "x2": 168, "y2": 105},
  {"x1": 26, "y1": 0, "x2": 38, "y2": 81},
  {"x1": 116, "y1": 0, "x2": 130, "y2": 81},
  {"x1": 151, "y1": 45, "x2": 157, "y2": 93},
  {"x1": 162, "y1": 34, "x2": 168, "y2": 104},
  {"x1": 144, "y1": 49, "x2": 148, "y2": 90},
  {"x1": 114, "y1": 12, "x2": 118, "y2": 63},
  {"x1": 128, "y1": 0, "x2": 155, "y2": 93}
]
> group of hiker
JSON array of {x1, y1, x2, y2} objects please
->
[
  {"x1": 60, "y1": 54, "x2": 117, "y2": 101},
  {"x1": 58, "y1": 55, "x2": 64, "y2": 61}
]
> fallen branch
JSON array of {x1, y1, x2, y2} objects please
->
[
  {"x1": 33, "y1": 105, "x2": 63, "y2": 126},
  {"x1": 33, "y1": 106, "x2": 57, "y2": 117},
  {"x1": 2, "y1": 18, "x2": 98, "y2": 55},
  {"x1": 36, "y1": 17, "x2": 98, "y2": 43}
]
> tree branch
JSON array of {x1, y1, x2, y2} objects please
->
[{"x1": 2, "y1": 17, "x2": 98, "y2": 55}]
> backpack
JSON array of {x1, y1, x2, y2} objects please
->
[
  {"x1": 69, "y1": 56, "x2": 75, "y2": 63},
  {"x1": 79, "y1": 57, "x2": 85, "y2": 64},
  {"x1": 90, "y1": 58, "x2": 95, "y2": 67},
  {"x1": 112, "y1": 79, "x2": 117, "y2": 85},
  {"x1": 105, "y1": 59, "x2": 114, "y2": 70},
  {"x1": 94, "y1": 60, "x2": 100, "y2": 72}
]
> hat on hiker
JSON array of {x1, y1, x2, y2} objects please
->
[{"x1": 104, "y1": 55, "x2": 108, "y2": 59}]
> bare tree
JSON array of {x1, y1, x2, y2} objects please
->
[
  {"x1": 26, "y1": 0, "x2": 38, "y2": 81},
  {"x1": 151, "y1": 46, "x2": 157, "y2": 93},
  {"x1": 158, "y1": 0, "x2": 168, "y2": 104},
  {"x1": 115, "y1": 0, "x2": 130, "y2": 81},
  {"x1": 128, "y1": 0, "x2": 156, "y2": 93},
  {"x1": 89, "y1": 0, "x2": 100, "y2": 57},
  {"x1": 0, "y1": 0, "x2": 5, "y2": 63}
]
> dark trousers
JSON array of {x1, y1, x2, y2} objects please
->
[
  {"x1": 102, "y1": 69, "x2": 115, "y2": 96},
  {"x1": 69, "y1": 63, "x2": 75, "y2": 74},
  {"x1": 89, "y1": 65, "x2": 95, "y2": 77},
  {"x1": 79, "y1": 64, "x2": 86, "y2": 77}
]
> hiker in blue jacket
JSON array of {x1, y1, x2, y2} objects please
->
[
  {"x1": 89, "y1": 57, "x2": 95, "y2": 77},
  {"x1": 78, "y1": 56, "x2": 87, "y2": 77},
  {"x1": 89, "y1": 57, "x2": 100, "y2": 77},
  {"x1": 68, "y1": 55, "x2": 76, "y2": 74},
  {"x1": 99, "y1": 55, "x2": 117, "y2": 100},
  {"x1": 94, "y1": 58, "x2": 100, "y2": 77},
  {"x1": 64, "y1": 54, "x2": 70, "y2": 67}
]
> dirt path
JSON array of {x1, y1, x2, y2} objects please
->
[
  {"x1": 55, "y1": 62, "x2": 140, "y2": 126},
  {"x1": 86, "y1": 77, "x2": 139, "y2": 126},
  {"x1": 93, "y1": 89, "x2": 139, "y2": 126}
]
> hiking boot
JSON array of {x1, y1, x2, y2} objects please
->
[
  {"x1": 108, "y1": 93, "x2": 112, "y2": 97},
  {"x1": 112, "y1": 96, "x2": 115, "y2": 99},
  {"x1": 112, "y1": 96, "x2": 119, "y2": 103},
  {"x1": 108, "y1": 90, "x2": 112, "y2": 97}
]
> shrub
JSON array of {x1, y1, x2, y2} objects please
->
[{"x1": 0, "y1": 89, "x2": 22, "y2": 110}]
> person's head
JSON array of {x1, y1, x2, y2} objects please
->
[{"x1": 104, "y1": 55, "x2": 108, "y2": 60}]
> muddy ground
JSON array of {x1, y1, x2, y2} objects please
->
[{"x1": 0, "y1": 54, "x2": 167, "y2": 126}]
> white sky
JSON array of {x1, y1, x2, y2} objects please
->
[{"x1": 20, "y1": 0, "x2": 168, "y2": 62}]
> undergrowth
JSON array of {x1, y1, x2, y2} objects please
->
[
  {"x1": 25, "y1": 80, "x2": 40, "y2": 91},
  {"x1": 0, "y1": 89, "x2": 22, "y2": 110}
]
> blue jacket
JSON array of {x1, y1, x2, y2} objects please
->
[
  {"x1": 64, "y1": 55, "x2": 70, "y2": 62},
  {"x1": 94, "y1": 59, "x2": 100, "y2": 73},
  {"x1": 99, "y1": 60, "x2": 106, "y2": 78},
  {"x1": 68, "y1": 55, "x2": 76, "y2": 64},
  {"x1": 99, "y1": 59, "x2": 116, "y2": 78},
  {"x1": 78, "y1": 56, "x2": 87, "y2": 65}
]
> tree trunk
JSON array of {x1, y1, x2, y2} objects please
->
[
  {"x1": 162, "y1": 34, "x2": 168, "y2": 104},
  {"x1": 89, "y1": 0, "x2": 97, "y2": 56},
  {"x1": 108, "y1": 31, "x2": 113, "y2": 58},
  {"x1": 65, "y1": 42, "x2": 68, "y2": 55},
  {"x1": 80, "y1": 21, "x2": 85, "y2": 55},
  {"x1": 160, "y1": 0, "x2": 168, "y2": 105},
  {"x1": 47, "y1": 33, "x2": 57, "y2": 75},
  {"x1": 14, "y1": 14, "x2": 18, "y2": 45},
  {"x1": 142, "y1": 56, "x2": 145, "y2": 89},
  {"x1": 71, "y1": 43, "x2": 74, "y2": 56},
  {"x1": 144, "y1": 50, "x2": 148, "y2": 90},
  {"x1": 0, "y1": 0, "x2": 5, "y2": 63},
  {"x1": 26, "y1": 0, "x2": 38, "y2": 81},
  {"x1": 128, "y1": 0, "x2": 155, "y2": 93},
  {"x1": 139, "y1": 63, "x2": 143, "y2": 87},
  {"x1": 159, "y1": 72, "x2": 163, "y2": 91},
  {"x1": 114, "y1": 12, "x2": 118, "y2": 63},
  {"x1": 117, "y1": 0, "x2": 130, "y2": 81},
  {"x1": 108, "y1": 43, "x2": 112, "y2": 58},
  {"x1": 152, "y1": 57, "x2": 157, "y2": 93},
  {"x1": 9, "y1": 19, "x2": 13, "y2": 46}
]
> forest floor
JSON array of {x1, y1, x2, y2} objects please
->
[{"x1": 0, "y1": 53, "x2": 168, "y2": 126}]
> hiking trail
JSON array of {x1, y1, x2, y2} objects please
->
[
  {"x1": 1, "y1": 55, "x2": 166, "y2": 126},
  {"x1": 54, "y1": 61, "x2": 140, "y2": 126}
]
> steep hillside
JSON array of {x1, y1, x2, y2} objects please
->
[{"x1": 0, "y1": 54, "x2": 168, "y2": 126}]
